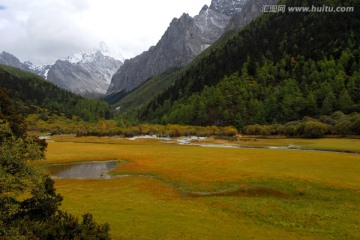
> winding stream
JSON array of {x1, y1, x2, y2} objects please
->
[{"x1": 188, "y1": 143, "x2": 360, "y2": 154}]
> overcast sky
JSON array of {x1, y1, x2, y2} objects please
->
[{"x1": 0, "y1": 0, "x2": 211, "y2": 65}]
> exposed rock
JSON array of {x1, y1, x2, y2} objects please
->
[
  {"x1": 0, "y1": 51, "x2": 54, "y2": 79},
  {"x1": 209, "y1": 0, "x2": 247, "y2": 16},
  {"x1": 108, "y1": 0, "x2": 247, "y2": 95},
  {"x1": 225, "y1": 0, "x2": 279, "y2": 31},
  {"x1": 47, "y1": 51, "x2": 122, "y2": 98}
]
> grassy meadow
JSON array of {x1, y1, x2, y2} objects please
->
[{"x1": 42, "y1": 136, "x2": 360, "y2": 239}]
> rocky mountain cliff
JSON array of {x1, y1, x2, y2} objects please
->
[
  {"x1": 0, "y1": 51, "x2": 28, "y2": 70},
  {"x1": 107, "y1": 0, "x2": 249, "y2": 96},
  {"x1": 47, "y1": 48, "x2": 122, "y2": 98},
  {"x1": 225, "y1": 0, "x2": 278, "y2": 31},
  {"x1": 0, "y1": 51, "x2": 50, "y2": 78},
  {"x1": 209, "y1": 0, "x2": 246, "y2": 16}
]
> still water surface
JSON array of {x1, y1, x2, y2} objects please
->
[{"x1": 47, "y1": 160, "x2": 118, "y2": 179}]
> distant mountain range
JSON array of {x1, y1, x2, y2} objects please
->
[
  {"x1": 0, "y1": 42, "x2": 123, "y2": 98},
  {"x1": 0, "y1": 51, "x2": 51, "y2": 78},
  {"x1": 1, "y1": 0, "x2": 275, "y2": 100}
]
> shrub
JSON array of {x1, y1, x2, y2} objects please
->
[
  {"x1": 334, "y1": 120, "x2": 352, "y2": 135},
  {"x1": 351, "y1": 118, "x2": 360, "y2": 135},
  {"x1": 302, "y1": 121, "x2": 329, "y2": 138},
  {"x1": 244, "y1": 124, "x2": 262, "y2": 135}
]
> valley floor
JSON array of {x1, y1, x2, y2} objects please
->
[{"x1": 41, "y1": 136, "x2": 360, "y2": 239}]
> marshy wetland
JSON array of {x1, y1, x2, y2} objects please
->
[{"x1": 41, "y1": 135, "x2": 360, "y2": 239}]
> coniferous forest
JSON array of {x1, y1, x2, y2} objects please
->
[
  {"x1": 139, "y1": 0, "x2": 360, "y2": 131},
  {"x1": 0, "y1": 65, "x2": 112, "y2": 122}
]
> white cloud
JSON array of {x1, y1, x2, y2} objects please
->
[{"x1": 0, "y1": 0, "x2": 210, "y2": 65}]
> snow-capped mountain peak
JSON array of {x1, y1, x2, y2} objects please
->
[
  {"x1": 66, "y1": 42, "x2": 124, "y2": 64},
  {"x1": 48, "y1": 42, "x2": 124, "y2": 98}
]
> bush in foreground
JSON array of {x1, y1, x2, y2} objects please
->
[{"x1": 0, "y1": 88, "x2": 111, "y2": 239}]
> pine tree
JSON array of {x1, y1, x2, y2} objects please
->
[
  {"x1": 305, "y1": 92, "x2": 318, "y2": 116},
  {"x1": 339, "y1": 89, "x2": 354, "y2": 112}
]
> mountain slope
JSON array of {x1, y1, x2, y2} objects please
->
[
  {"x1": 47, "y1": 47, "x2": 122, "y2": 98},
  {"x1": 0, "y1": 51, "x2": 50, "y2": 78},
  {"x1": 106, "y1": 32, "x2": 234, "y2": 118},
  {"x1": 107, "y1": 0, "x2": 249, "y2": 96},
  {"x1": 0, "y1": 64, "x2": 112, "y2": 121},
  {"x1": 140, "y1": 0, "x2": 360, "y2": 127},
  {"x1": 209, "y1": 0, "x2": 246, "y2": 15},
  {"x1": 224, "y1": 0, "x2": 278, "y2": 31},
  {"x1": 0, "y1": 51, "x2": 30, "y2": 71},
  {"x1": 107, "y1": 0, "x2": 277, "y2": 112}
]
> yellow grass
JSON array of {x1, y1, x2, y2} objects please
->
[
  {"x1": 45, "y1": 139, "x2": 360, "y2": 189},
  {"x1": 233, "y1": 137, "x2": 360, "y2": 152},
  {"x1": 42, "y1": 136, "x2": 360, "y2": 239},
  {"x1": 56, "y1": 178, "x2": 324, "y2": 240}
]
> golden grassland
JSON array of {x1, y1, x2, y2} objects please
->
[
  {"x1": 42, "y1": 136, "x2": 360, "y2": 239},
  {"x1": 233, "y1": 137, "x2": 360, "y2": 152}
]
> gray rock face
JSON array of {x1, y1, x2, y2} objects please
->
[
  {"x1": 0, "y1": 51, "x2": 51, "y2": 78},
  {"x1": 225, "y1": 0, "x2": 279, "y2": 31},
  {"x1": 108, "y1": 0, "x2": 247, "y2": 95},
  {"x1": 209, "y1": 0, "x2": 247, "y2": 16},
  {"x1": 0, "y1": 51, "x2": 36, "y2": 73},
  {"x1": 0, "y1": 51, "x2": 24, "y2": 69},
  {"x1": 47, "y1": 51, "x2": 122, "y2": 98},
  {"x1": 23, "y1": 61, "x2": 52, "y2": 78}
]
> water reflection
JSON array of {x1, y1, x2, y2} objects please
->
[{"x1": 48, "y1": 160, "x2": 118, "y2": 179}]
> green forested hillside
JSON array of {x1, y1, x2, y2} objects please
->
[
  {"x1": 0, "y1": 64, "x2": 112, "y2": 121},
  {"x1": 140, "y1": 0, "x2": 360, "y2": 129},
  {"x1": 106, "y1": 31, "x2": 236, "y2": 119},
  {"x1": 104, "y1": 68, "x2": 182, "y2": 119}
]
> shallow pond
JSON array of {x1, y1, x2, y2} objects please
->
[{"x1": 47, "y1": 160, "x2": 118, "y2": 179}]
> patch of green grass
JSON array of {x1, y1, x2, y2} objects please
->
[
  {"x1": 202, "y1": 179, "x2": 360, "y2": 240},
  {"x1": 56, "y1": 178, "x2": 326, "y2": 240}
]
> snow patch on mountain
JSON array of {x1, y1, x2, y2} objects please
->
[
  {"x1": 0, "y1": 51, "x2": 50, "y2": 78},
  {"x1": 47, "y1": 42, "x2": 123, "y2": 98},
  {"x1": 67, "y1": 42, "x2": 124, "y2": 64},
  {"x1": 210, "y1": 0, "x2": 247, "y2": 16}
]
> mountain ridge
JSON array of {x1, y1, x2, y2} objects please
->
[
  {"x1": 0, "y1": 51, "x2": 50, "y2": 78},
  {"x1": 107, "y1": 0, "x2": 278, "y2": 113},
  {"x1": 1, "y1": 42, "x2": 123, "y2": 99},
  {"x1": 107, "y1": 0, "x2": 249, "y2": 96},
  {"x1": 47, "y1": 51, "x2": 122, "y2": 98}
]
